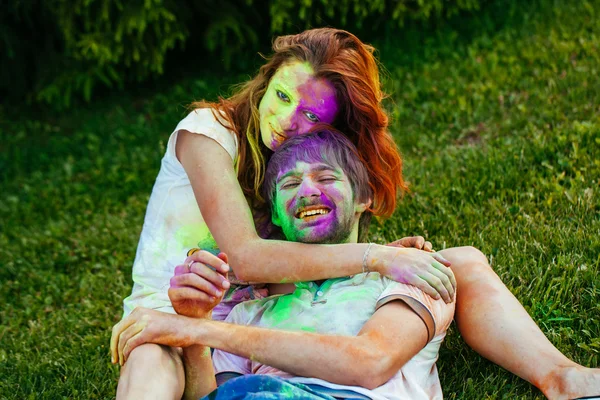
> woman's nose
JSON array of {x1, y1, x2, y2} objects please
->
[{"x1": 280, "y1": 110, "x2": 301, "y2": 136}]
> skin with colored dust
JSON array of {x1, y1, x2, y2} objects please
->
[
  {"x1": 258, "y1": 62, "x2": 339, "y2": 150},
  {"x1": 271, "y1": 161, "x2": 363, "y2": 244},
  {"x1": 237, "y1": 154, "x2": 376, "y2": 333}
]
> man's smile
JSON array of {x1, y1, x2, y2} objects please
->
[{"x1": 295, "y1": 205, "x2": 332, "y2": 220}]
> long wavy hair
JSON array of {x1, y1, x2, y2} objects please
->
[{"x1": 191, "y1": 28, "x2": 406, "y2": 218}]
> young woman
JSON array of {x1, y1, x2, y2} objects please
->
[{"x1": 112, "y1": 28, "x2": 599, "y2": 400}]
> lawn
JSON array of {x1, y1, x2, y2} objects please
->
[{"x1": 1, "y1": 0, "x2": 598, "y2": 398}]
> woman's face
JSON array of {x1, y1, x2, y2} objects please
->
[{"x1": 259, "y1": 61, "x2": 339, "y2": 151}]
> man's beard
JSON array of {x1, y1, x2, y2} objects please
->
[{"x1": 299, "y1": 213, "x2": 355, "y2": 244}]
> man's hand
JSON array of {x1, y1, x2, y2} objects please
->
[
  {"x1": 386, "y1": 236, "x2": 433, "y2": 252},
  {"x1": 110, "y1": 307, "x2": 200, "y2": 366},
  {"x1": 169, "y1": 251, "x2": 231, "y2": 319}
]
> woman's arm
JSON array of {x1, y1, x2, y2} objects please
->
[{"x1": 177, "y1": 131, "x2": 455, "y2": 301}]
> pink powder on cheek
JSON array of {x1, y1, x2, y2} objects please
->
[{"x1": 296, "y1": 80, "x2": 339, "y2": 124}]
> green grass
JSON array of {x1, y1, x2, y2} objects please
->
[{"x1": 1, "y1": 0, "x2": 599, "y2": 398}]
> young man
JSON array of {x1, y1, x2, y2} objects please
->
[{"x1": 111, "y1": 130, "x2": 455, "y2": 399}]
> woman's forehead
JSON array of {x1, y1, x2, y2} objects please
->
[{"x1": 272, "y1": 61, "x2": 315, "y2": 84}]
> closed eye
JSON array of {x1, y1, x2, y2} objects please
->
[
  {"x1": 280, "y1": 181, "x2": 300, "y2": 189},
  {"x1": 319, "y1": 176, "x2": 336, "y2": 183},
  {"x1": 276, "y1": 90, "x2": 290, "y2": 103},
  {"x1": 304, "y1": 111, "x2": 319, "y2": 122}
]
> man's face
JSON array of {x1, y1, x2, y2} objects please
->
[{"x1": 271, "y1": 161, "x2": 367, "y2": 244}]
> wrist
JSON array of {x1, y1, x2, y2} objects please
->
[
  {"x1": 366, "y1": 244, "x2": 383, "y2": 274},
  {"x1": 368, "y1": 244, "x2": 408, "y2": 274},
  {"x1": 188, "y1": 317, "x2": 210, "y2": 346}
]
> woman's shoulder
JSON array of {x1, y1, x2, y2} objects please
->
[
  {"x1": 181, "y1": 107, "x2": 233, "y2": 131},
  {"x1": 172, "y1": 107, "x2": 238, "y2": 161}
]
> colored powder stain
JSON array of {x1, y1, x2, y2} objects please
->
[
  {"x1": 264, "y1": 292, "x2": 298, "y2": 324},
  {"x1": 175, "y1": 223, "x2": 219, "y2": 256},
  {"x1": 330, "y1": 286, "x2": 373, "y2": 304},
  {"x1": 273, "y1": 162, "x2": 356, "y2": 244}
]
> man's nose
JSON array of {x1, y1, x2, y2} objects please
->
[{"x1": 298, "y1": 179, "x2": 321, "y2": 198}]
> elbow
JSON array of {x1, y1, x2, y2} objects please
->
[
  {"x1": 224, "y1": 237, "x2": 261, "y2": 282},
  {"x1": 353, "y1": 350, "x2": 398, "y2": 390}
]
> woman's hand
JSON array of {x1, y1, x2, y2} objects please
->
[
  {"x1": 369, "y1": 245, "x2": 456, "y2": 303},
  {"x1": 169, "y1": 251, "x2": 231, "y2": 319},
  {"x1": 386, "y1": 236, "x2": 433, "y2": 252},
  {"x1": 110, "y1": 307, "x2": 199, "y2": 366}
]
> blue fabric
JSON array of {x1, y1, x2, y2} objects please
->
[{"x1": 202, "y1": 375, "x2": 337, "y2": 400}]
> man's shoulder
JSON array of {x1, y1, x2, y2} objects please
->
[{"x1": 377, "y1": 277, "x2": 456, "y2": 337}]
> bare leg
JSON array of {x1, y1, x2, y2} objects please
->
[
  {"x1": 116, "y1": 343, "x2": 185, "y2": 400},
  {"x1": 439, "y1": 246, "x2": 600, "y2": 400}
]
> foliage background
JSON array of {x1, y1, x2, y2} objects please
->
[
  {"x1": 1, "y1": 0, "x2": 481, "y2": 109},
  {"x1": 1, "y1": 0, "x2": 599, "y2": 398}
]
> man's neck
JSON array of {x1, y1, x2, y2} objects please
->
[{"x1": 268, "y1": 226, "x2": 360, "y2": 295}]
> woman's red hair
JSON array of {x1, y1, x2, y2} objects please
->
[{"x1": 192, "y1": 28, "x2": 406, "y2": 218}]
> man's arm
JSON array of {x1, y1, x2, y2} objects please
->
[
  {"x1": 199, "y1": 300, "x2": 428, "y2": 389},
  {"x1": 114, "y1": 301, "x2": 428, "y2": 390},
  {"x1": 181, "y1": 345, "x2": 216, "y2": 400}
]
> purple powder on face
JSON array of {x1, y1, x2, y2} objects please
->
[{"x1": 264, "y1": 129, "x2": 372, "y2": 209}]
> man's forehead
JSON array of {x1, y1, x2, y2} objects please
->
[{"x1": 276, "y1": 161, "x2": 343, "y2": 182}]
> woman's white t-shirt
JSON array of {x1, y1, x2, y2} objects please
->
[{"x1": 122, "y1": 108, "x2": 238, "y2": 317}]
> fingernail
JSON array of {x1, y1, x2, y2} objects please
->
[
  {"x1": 210, "y1": 297, "x2": 216, "y2": 302},
  {"x1": 215, "y1": 290, "x2": 222, "y2": 296},
  {"x1": 222, "y1": 263, "x2": 230, "y2": 272},
  {"x1": 222, "y1": 280, "x2": 230, "y2": 289},
  {"x1": 111, "y1": 356, "x2": 115, "y2": 364}
]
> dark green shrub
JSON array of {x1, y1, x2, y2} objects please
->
[
  {"x1": 2, "y1": 0, "x2": 187, "y2": 109},
  {"x1": 1, "y1": 0, "x2": 483, "y2": 110},
  {"x1": 266, "y1": 0, "x2": 482, "y2": 32}
]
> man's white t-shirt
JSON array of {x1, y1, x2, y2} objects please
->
[
  {"x1": 122, "y1": 108, "x2": 238, "y2": 317},
  {"x1": 213, "y1": 273, "x2": 455, "y2": 400}
]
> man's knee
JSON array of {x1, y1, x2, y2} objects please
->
[
  {"x1": 117, "y1": 344, "x2": 184, "y2": 400},
  {"x1": 121, "y1": 343, "x2": 183, "y2": 378}
]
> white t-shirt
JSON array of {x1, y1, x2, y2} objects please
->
[
  {"x1": 122, "y1": 108, "x2": 238, "y2": 317},
  {"x1": 213, "y1": 273, "x2": 455, "y2": 400}
]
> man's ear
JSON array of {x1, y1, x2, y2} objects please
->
[{"x1": 355, "y1": 198, "x2": 372, "y2": 214}]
